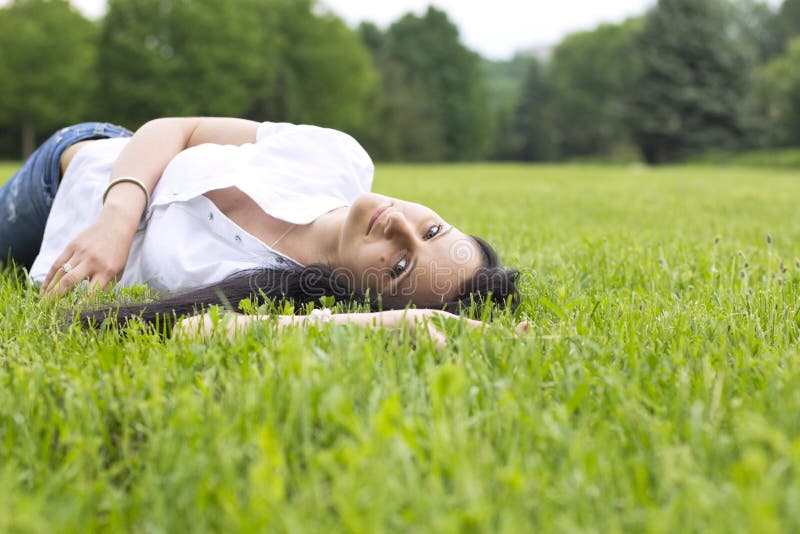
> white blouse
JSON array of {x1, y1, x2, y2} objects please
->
[{"x1": 29, "y1": 122, "x2": 374, "y2": 292}]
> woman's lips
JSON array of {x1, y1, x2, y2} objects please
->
[{"x1": 367, "y1": 205, "x2": 390, "y2": 235}]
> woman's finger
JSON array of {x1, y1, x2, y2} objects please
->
[
  {"x1": 43, "y1": 255, "x2": 79, "y2": 296},
  {"x1": 50, "y1": 261, "x2": 91, "y2": 297},
  {"x1": 88, "y1": 273, "x2": 112, "y2": 294},
  {"x1": 463, "y1": 317, "x2": 490, "y2": 330},
  {"x1": 41, "y1": 247, "x2": 76, "y2": 294}
]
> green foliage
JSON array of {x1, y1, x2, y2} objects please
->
[
  {"x1": 2, "y1": 0, "x2": 796, "y2": 163},
  {"x1": 4, "y1": 161, "x2": 800, "y2": 530},
  {"x1": 363, "y1": 7, "x2": 491, "y2": 161},
  {"x1": 777, "y1": 0, "x2": 800, "y2": 43},
  {"x1": 496, "y1": 58, "x2": 556, "y2": 161},
  {"x1": 358, "y1": 20, "x2": 442, "y2": 160},
  {"x1": 95, "y1": 0, "x2": 277, "y2": 127},
  {"x1": 726, "y1": 0, "x2": 784, "y2": 62},
  {"x1": 357, "y1": 21, "x2": 384, "y2": 57},
  {"x1": 96, "y1": 0, "x2": 378, "y2": 134},
  {"x1": 263, "y1": 0, "x2": 379, "y2": 134},
  {"x1": 549, "y1": 20, "x2": 642, "y2": 158},
  {"x1": 756, "y1": 37, "x2": 800, "y2": 145},
  {"x1": 691, "y1": 146, "x2": 800, "y2": 167},
  {"x1": 0, "y1": 0, "x2": 97, "y2": 157},
  {"x1": 628, "y1": 0, "x2": 759, "y2": 163},
  {"x1": 364, "y1": 56, "x2": 444, "y2": 161},
  {"x1": 487, "y1": 1, "x2": 785, "y2": 163},
  {"x1": 490, "y1": 19, "x2": 645, "y2": 162},
  {"x1": 482, "y1": 54, "x2": 534, "y2": 114}
]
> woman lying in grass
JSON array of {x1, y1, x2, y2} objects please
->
[{"x1": 0, "y1": 118, "x2": 522, "y2": 344}]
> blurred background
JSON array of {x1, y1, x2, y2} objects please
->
[{"x1": 0, "y1": 0, "x2": 798, "y2": 165}]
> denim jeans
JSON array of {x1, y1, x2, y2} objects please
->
[{"x1": 0, "y1": 122, "x2": 133, "y2": 270}]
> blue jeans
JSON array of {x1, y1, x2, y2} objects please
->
[{"x1": 0, "y1": 122, "x2": 133, "y2": 270}]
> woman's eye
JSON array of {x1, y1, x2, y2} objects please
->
[
  {"x1": 424, "y1": 224, "x2": 443, "y2": 240},
  {"x1": 393, "y1": 256, "x2": 408, "y2": 277}
]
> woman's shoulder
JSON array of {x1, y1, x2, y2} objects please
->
[
  {"x1": 255, "y1": 121, "x2": 358, "y2": 144},
  {"x1": 255, "y1": 121, "x2": 374, "y2": 179}
]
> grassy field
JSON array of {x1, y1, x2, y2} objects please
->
[{"x1": 1, "y1": 161, "x2": 800, "y2": 532}]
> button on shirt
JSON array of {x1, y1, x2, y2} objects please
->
[{"x1": 29, "y1": 122, "x2": 374, "y2": 293}]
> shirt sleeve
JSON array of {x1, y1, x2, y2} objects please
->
[
  {"x1": 256, "y1": 121, "x2": 374, "y2": 193},
  {"x1": 256, "y1": 122, "x2": 291, "y2": 143}
]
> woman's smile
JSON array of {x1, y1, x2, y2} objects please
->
[{"x1": 367, "y1": 203, "x2": 391, "y2": 235}]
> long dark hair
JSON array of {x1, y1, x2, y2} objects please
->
[{"x1": 78, "y1": 236, "x2": 520, "y2": 329}]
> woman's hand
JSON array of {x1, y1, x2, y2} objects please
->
[
  {"x1": 385, "y1": 309, "x2": 529, "y2": 350},
  {"x1": 386, "y1": 309, "x2": 476, "y2": 349},
  {"x1": 40, "y1": 118, "x2": 260, "y2": 297},
  {"x1": 41, "y1": 203, "x2": 139, "y2": 296},
  {"x1": 173, "y1": 309, "x2": 530, "y2": 350}
]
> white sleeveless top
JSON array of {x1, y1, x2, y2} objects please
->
[{"x1": 29, "y1": 122, "x2": 374, "y2": 293}]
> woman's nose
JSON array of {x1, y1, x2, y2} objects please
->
[{"x1": 384, "y1": 211, "x2": 415, "y2": 241}]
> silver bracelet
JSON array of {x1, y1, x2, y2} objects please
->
[
  {"x1": 309, "y1": 308, "x2": 332, "y2": 324},
  {"x1": 102, "y1": 177, "x2": 150, "y2": 206}
]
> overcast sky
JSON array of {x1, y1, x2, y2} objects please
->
[{"x1": 50, "y1": 0, "x2": 782, "y2": 59}]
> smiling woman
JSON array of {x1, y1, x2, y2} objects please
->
[{"x1": 0, "y1": 117, "x2": 521, "y2": 343}]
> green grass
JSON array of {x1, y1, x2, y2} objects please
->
[
  {"x1": 2, "y1": 162, "x2": 800, "y2": 532},
  {"x1": 0, "y1": 162, "x2": 19, "y2": 180},
  {"x1": 692, "y1": 147, "x2": 800, "y2": 168}
]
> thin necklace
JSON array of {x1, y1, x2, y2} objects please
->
[{"x1": 270, "y1": 223, "x2": 296, "y2": 249}]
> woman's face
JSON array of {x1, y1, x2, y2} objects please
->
[{"x1": 336, "y1": 193, "x2": 483, "y2": 304}]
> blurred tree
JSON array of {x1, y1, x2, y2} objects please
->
[
  {"x1": 358, "y1": 21, "x2": 385, "y2": 57},
  {"x1": 96, "y1": 0, "x2": 377, "y2": 135},
  {"x1": 777, "y1": 0, "x2": 800, "y2": 43},
  {"x1": 628, "y1": 0, "x2": 757, "y2": 163},
  {"x1": 495, "y1": 58, "x2": 556, "y2": 161},
  {"x1": 269, "y1": 1, "x2": 378, "y2": 134},
  {"x1": 382, "y1": 7, "x2": 491, "y2": 161},
  {"x1": 549, "y1": 20, "x2": 642, "y2": 158},
  {"x1": 357, "y1": 21, "x2": 443, "y2": 160},
  {"x1": 756, "y1": 37, "x2": 800, "y2": 145},
  {"x1": 483, "y1": 54, "x2": 536, "y2": 160},
  {"x1": 726, "y1": 0, "x2": 784, "y2": 62},
  {"x1": 96, "y1": 0, "x2": 277, "y2": 128},
  {"x1": 483, "y1": 54, "x2": 535, "y2": 115},
  {"x1": 0, "y1": 0, "x2": 97, "y2": 158}
]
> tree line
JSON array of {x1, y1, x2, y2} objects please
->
[{"x1": 1, "y1": 0, "x2": 799, "y2": 164}]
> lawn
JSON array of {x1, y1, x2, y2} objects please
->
[{"x1": 1, "y1": 162, "x2": 799, "y2": 532}]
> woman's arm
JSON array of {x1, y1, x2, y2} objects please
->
[
  {"x1": 42, "y1": 117, "x2": 260, "y2": 296},
  {"x1": 104, "y1": 117, "x2": 260, "y2": 226},
  {"x1": 173, "y1": 309, "x2": 498, "y2": 350}
]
